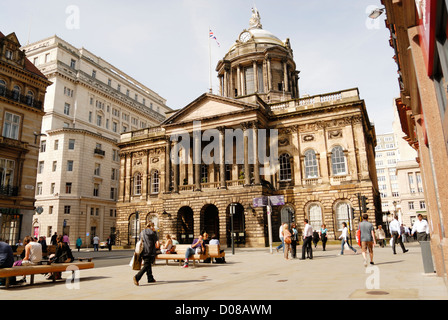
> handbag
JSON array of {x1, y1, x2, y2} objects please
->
[
  {"x1": 131, "y1": 252, "x2": 142, "y2": 270},
  {"x1": 285, "y1": 236, "x2": 292, "y2": 244}
]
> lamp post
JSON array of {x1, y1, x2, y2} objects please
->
[
  {"x1": 134, "y1": 211, "x2": 139, "y2": 245},
  {"x1": 229, "y1": 204, "x2": 236, "y2": 255}
]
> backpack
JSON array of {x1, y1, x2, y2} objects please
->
[{"x1": 356, "y1": 229, "x2": 361, "y2": 247}]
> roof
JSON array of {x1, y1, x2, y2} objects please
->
[{"x1": 0, "y1": 31, "x2": 48, "y2": 80}]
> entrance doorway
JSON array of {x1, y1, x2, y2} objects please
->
[
  {"x1": 226, "y1": 203, "x2": 245, "y2": 246},
  {"x1": 201, "y1": 204, "x2": 219, "y2": 238},
  {"x1": 177, "y1": 206, "x2": 194, "y2": 244}
]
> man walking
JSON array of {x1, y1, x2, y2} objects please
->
[
  {"x1": 411, "y1": 214, "x2": 430, "y2": 241},
  {"x1": 133, "y1": 222, "x2": 159, "y2": 285},
  {"x1": 300, "y1": 219, "x2": 313, "y2": 260},
  {"x1": 359, "y1": 214, "x2": 376, "y2": 267},
  {"x1": 389, "y1": 216, "x2": 408, "y2": 254}
]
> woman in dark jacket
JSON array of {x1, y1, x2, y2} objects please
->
[{"x1": 47, "y1": 235, "x2": 74, "y2": 280}]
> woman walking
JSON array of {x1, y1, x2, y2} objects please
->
[
  {"x1": 339, "y1": 222, "x2": 357, "y2": 255},
  {"x1": 282, "y1": 223, "x2": 292, "y2": 260},
  {"x1": 320, "y1": 224, "x2": 328, "y2": 251}
]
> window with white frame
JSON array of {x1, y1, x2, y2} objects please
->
[
  {"x1": 151, "y1": 170, "x2": 160, "y2": 194},
  {"x1": 279, "y1": 153, "x2": 292, "y2": 181},
  {"x1": 335, "y1": 202, "x2": 350, "y2": 231},
  {"x1": 331, "y1": 146, "x2": 346, "y2": 175},
  {"x1": 304, "y1": 150, "x2": 318, "y2": 178},
  {"x1": 0, "y1": 158, "x2": 15, "y2": 188},
  {"x1": 2, "y1": 111, "x2": 21, "y2": 140},
  {"x1": 134, "y1": 173, "x2": 142, "y2": 195},
  {"x1": 308, "y1": 203, "x2": 323, "y2": 231}
]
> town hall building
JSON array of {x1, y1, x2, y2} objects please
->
[{"x1": 116, "y1": 10, "x2": 380, "y2": 247}]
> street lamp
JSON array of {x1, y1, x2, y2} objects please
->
[
  {"x1": 369, "y1": 7, "x2": 385, "y2": 19},
  {"x1": 229, "y1": 204, "x2": 236, "y2": 255}
]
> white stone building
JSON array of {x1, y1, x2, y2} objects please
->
[
  {"x1": 21, "y1": 36, "x2": 170, "y2": 246},
  {"x1": 375, "y1": 108, "x2": 426, "y2": 230}
]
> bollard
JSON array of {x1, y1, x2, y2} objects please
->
[{"x1": 419, "y1": 241, "x2": 435, "y2": 273}]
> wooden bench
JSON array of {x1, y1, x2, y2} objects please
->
[
  {"x1": 156, "y1": 244, "x2": 208, "y2": 268},
  {"x1": 207, "y1": 244, "x2": 226, "y2": 263},
  {"x1": 0, "y1": 261, "x2": 94, "y2": 289}
]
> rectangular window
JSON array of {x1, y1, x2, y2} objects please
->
[
  {"x1": 420, "y1": 201, "x2": 426, "y2": 209},
  {"x1": 64, "y1": 206, "x2": 71, "y2": 214},
  {"x1": 54, "y1": 140, "x2": 59, "y2": 150},
  {"x1": 51, "y1": 183, "x2": 55, "y2": 194},
  {"x1": 258, "y1": 64, "x2": 264, "y2": 93},
  {"x1": 93, "y1": 183, "x2": 99, "y2": 197},
  {"x1": 36, "y1": 182, "x2": 43, "y2": 195},
  {"x1": 92, "y1": 70, "x2": 96, "y2": 78},
  {"x1": 40, "y1": 140, "x2": 46, "y2": 152},
  {"x1": 89, "y1": 111, "x2": 92, "y2": 123},
  {"x1": 65, "y1": 182, "x2": 72, "y2": 194},
  {"x1": 68, "y1": 139, "x2": 75, "y2": 150},
  {"x1": 64, "y1": 103, "x2": 70, "y2": 115},
  {"x1": 408, "y1": 202, "x2": 414, "y2": 210},
  {"x1": 52, "y1": 161, "x2": 57, "y2": 172},
  {"x1": 94, "y1": 163, "x2": 101, "y2": 176},
  {"x1": 0, "y1": 158, "x2": 15, "y2": 188},
  {"x1": 70, "y1": 59, "x2": 76, "y2": 69},
  {"x1": 67, "y1": 160, "x2": 74, "y2": 172},
  {"x1": 112, "y1": 122, "x2": 118, "y2": 133},
  {"x1": 110, "y1": 187, "x2": 117, "y2": 200},
  {"x1": 96, "y1": 115, "x2": 102, "y2": 127},
  {"x1": 38, "y1": 161, "x2": 44, "y2": 174}
]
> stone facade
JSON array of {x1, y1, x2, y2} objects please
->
[
  {"x1": 0, "y1": 31, "x2": 51, "y2": 243},
  {"x1": 116, "y1": 13, "x2": 380, "y2": 247},
  {"x1": 20, "y1": 36, "x2": 170, "y2": 246}
]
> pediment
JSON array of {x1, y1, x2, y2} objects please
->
[{"x1": 163, "y1": 93, "x2": 259, "y2": 125}]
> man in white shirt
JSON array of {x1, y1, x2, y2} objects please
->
[
  {"x1": 300, "y1": 219, "x2": 313, "y2": 260},
  {"x1": 389, "y1": 216, "x2": 408, "y2": 254},
  {"x1": 93, "y1": 235, "x2": 100, "y2": 251},
  {"x1": 411, "y1": 214, "x2": 430, "y2": 241}
]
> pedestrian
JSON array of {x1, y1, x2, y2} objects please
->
[
  {"x1": 38, "y1": 236, "x2": 47, "y2": 258},
  {"x1": 276, "y1": 224, "x2": 284, "y2": 253},
  {"x1": 93, "y1": 235, "x2": 99, "y2": 251},
  {"x1": 411, "y1": 214, "x2": 430, "y2": 242},
  {"x1": 282, "y1": 223, "x2": 292, "y2": 260},
  {"x1": 62, "y1": 233, "x2": 70, "y2": 246},
  {"x1": 359, "y1": 214, "x2": 376, "y2": 267},
  {"x1": 133, "y1": 222, "x2": 159, "y2": 285},
  {"x1": 389, "y1": 216, "x2": 408, "y2": 254},
  {"x1": 375, "y1": 225, "x2": 386, "y2": 248},
  {"x1": 76, "y1": 237, "x2": 82, "y2": 252},
  {"x1": 312, "y1": 230, "x2": 320, "y2": 248},
  {"x1": 107, "y1": 236, "x2": 112, "y2": 251},
  {"x1": 182, "y1": 235, "x2": 205, "y2": 268},
  {"x1": 339, "y1": 222, "x2": 357, "y2": 255},
  {"x1": 50, "y1": 232, "x2": 58, "y2": 245},
  {"x1": 290, "y1": 223, "x2": 299, "y2": 259},
  {"x1": 319, "y1": 224, "x2": 328, "y2": 251},
  {"x1": 300, "y1": 219, "x2": 313, "y2": 260},
  {"x1": 0, "y1": 237, "x2": 16, "y2": 286}
]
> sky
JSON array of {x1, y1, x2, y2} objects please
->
[{"x1": 0, "y1": 0, "x2": 399, "y2": 134}]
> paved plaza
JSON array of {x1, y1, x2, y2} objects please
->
[{"x1": 1, "y1": 242, "x2": 447, "y2": 301}]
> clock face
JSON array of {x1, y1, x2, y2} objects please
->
[{"x1": 239, "y1": 31, "x2": 251, "y2": 43}]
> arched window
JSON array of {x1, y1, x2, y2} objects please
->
[
  {"x1": 26, "y1": 91, "x2": 34, "y2": 106},
  {"x1": 308, "y1": 203, "x2": 323, "y2": 231},
  {"x1": 0, "y1": 80, "x2": 6, "y2": 96},
  {"x1": 304, "y1": 150, "x2": 318, "y2": 178},
  {"x1": 331, "y1": 146, "x2": 347, "y2": 175},
  {"x1": 279, "y1": 153, "x2": 292, "y2": 181},
  {"x1": 335, "y1": 202, "x2": 350, "y2": 231},
  {"x1": 12, "y1": 85, "x2": 20, "y2": 101},
  {"x1": 151, "y1": 170, "x2": 159, "y2": 194},
  {"x1": 134, "y1": 172, "x2": 142, "y2": 195}
]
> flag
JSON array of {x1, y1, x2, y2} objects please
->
[{"x1": 209, "y1": 29, "x2": 220, "y2": 47}]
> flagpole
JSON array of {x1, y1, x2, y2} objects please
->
[{"x1": 209, "y1": 27, "x2": 212, "y2": 94}]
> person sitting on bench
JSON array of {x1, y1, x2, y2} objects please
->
[{"x1": 182, "y1": 235, "x2": 204, "y2": 268}]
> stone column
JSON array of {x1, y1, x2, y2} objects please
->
[
  {"x1": 194, "y1": 134, "x2": 201, "y2": 191},
  {"x1": 165, "y1": 139, "x2": 171, "y2": 193},
  {"x1": 282, "y1": 59, "x2": 289, "y2": 92},
  {"x1": 266, "y1": 57, "x2": 272, "y2": 92},
  {"x1": 252, "y1": 122, "x2": 261, "y2": 185},
  {"x1": 218, "y1": 126, "x2": 226, "y2": 189},
  {"x1": 243, "y1": 122, "x2": 251, "y2": 186},
  {"x1": 253, "y1": 60, "x2": 258, "y2": 93},
  {"x1": 173, "y1": 140, "x2": 179, "y2": 193}
]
